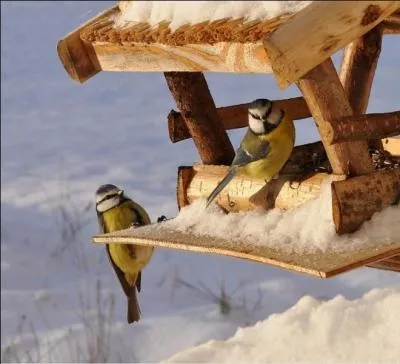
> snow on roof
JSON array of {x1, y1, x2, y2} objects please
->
[
  {"x1": 115, "y1": 1, "x2": 312, "y2": 31},
  {"x1": 167, "y1": 287, "x2": 400, "y2": 363},
  {"x1": 160, "y1": 179, "x2": 400, "y2": 255}
]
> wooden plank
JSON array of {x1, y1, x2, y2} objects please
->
[
  {"x1": 382, "y1": 137, "x2": 400, "y2": 155},
  {"x1": 368, "y1": 253, "x2": 400, "y2": 272},
  {"x1": 339, "y1": 26, "x2": 383, "y2": 150},
  {"x1": 178, "y1": 165, "x2": 342, "y2": 213},
  {"x1": 297, "y1": 58, "x2": 374, "y2": 176},
  {"x1": 168, "y1": 97, "x2": 311, "y2": 143},
  {"x1": 91, "y1": 41, "x2": 273, "y2": 74},
  {"x1": 325, "y1": 111, "x2": 400, "y2": 144},
  {"x1": 57, "y1": 6, "x2": 119, "y2": 83},
  {"x1": 164, "y1": 72, "x2": 235, "y2": 165},
  {"x1": 263, "y1": 1, "x2": 399, "y2": 89},
  {"x1": 92, "y1": 223, "x2": 400, "y2": 279},
  {"x1": 332, "y1": 168, "x2": 400, "y2": 234}
]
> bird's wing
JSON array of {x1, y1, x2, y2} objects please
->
[
  {"x1": 105, "y1": 244, "x2": 133, "y2": 297},
  {"x1": 232, "y1": 133, "x2": 271, "y2": 167},
  {"x1": 98, "y1": 213, "x2": 134, "y2": 297}
]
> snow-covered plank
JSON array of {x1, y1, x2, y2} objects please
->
[
  {"x1": 263, "y1": 1, "x2": 399, "y2": 89},
  {"x1": 92, "y1": 224, "x2": 400, "y2": 278}
]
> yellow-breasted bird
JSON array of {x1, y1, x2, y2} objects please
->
[
  {"x1": 95, "y1": 184, "x2": 154, "y2": 324},
  {"x1": 206, "y1": 98, "x2": 295, "y2": 207}
]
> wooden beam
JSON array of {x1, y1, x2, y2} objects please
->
[
  {"x1": 177, "y1": 163, "x2": 343, "y2": 213},
  {"x1": 263, "y1": 1, "x2": 399, "y2": 89},
  {"x1": 339, "y1": 26, "x2": 384, "y2": 150},
  {"x1": 57, "y1": 6, "x2": 118, "y2": 83},
  {"x1": 382, "y1": 19, "x2": 400, "y2": 33},
  {"x1": 382, "y1": 137, "x2": 400, "y2": 156},
  {"x1": 324, "y1": 111, "x2": 400, "y2": 144},
  {"x1": 168, "y1": 97, "x2": 311, "y2": 143},
  {"x1": 297, "y1": 58, "x2": 374, "y2": 176},
  {"x1": 88, "y1": 41, "x2": 273, "y2": 74},
  {"x1": 332, "y1": 168, "x2": 400, "y2": 234},
  {"x1": 164, "y1": 72, "x2": 235, "y2": 165},
  {"x1": 368, "y1": 254, "x2": 400, "y2": 272}
]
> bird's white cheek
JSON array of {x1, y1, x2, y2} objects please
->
[
  {"x1": 249, "y1": 118, "x2": 265, "y2": 134},
  {"x1": 96, "y1": 197, "x2": 119, "y2": 213}
]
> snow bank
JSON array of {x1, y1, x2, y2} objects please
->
[
  {"x1": 168, "y1": 287, "x2": 400, "y2": 363},
  {"x1": 163, "y1": 180, "x2": 400, "y2": 254},
  {"x1": 116, "y1": 1, "x2": 312, "y2": 30}
]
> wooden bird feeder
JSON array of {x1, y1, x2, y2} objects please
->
[{"x1": 58, "y1": 1, "x2": 400, "y2": 278}]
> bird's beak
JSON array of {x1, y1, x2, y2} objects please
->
[{"x1": 117, "y1": 190, "x2": 124, "y2": 195}]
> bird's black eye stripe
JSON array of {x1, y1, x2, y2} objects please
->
[
  {"x1": 97, "y1": 193, "x2": 118, "y2": 205},
  {"x1": 249, "y1": 111, "x2": 261, "y2": 120},
  {"x1": 262, "y1": 104, "x2": 273, "y2": 120}
]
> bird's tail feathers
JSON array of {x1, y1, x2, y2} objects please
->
[
  {"x1": 206, "y1": 167, "x2": 238, "y2": 208},
  {"x1": 127, "y1": 288, "x2": 141, "y2": 324}
]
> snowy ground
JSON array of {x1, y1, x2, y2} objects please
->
[{"x1": 1, "y1": 1, "x2": 400, "y2": 363}]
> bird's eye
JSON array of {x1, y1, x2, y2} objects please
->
[{"x1": 249, "y1": 112, "x2": 261, "y2": 120}]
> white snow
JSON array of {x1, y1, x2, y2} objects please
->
[
  {"x1": 2, "y1": 1, "x2": 400, "y2": 363},
  {"x1": 164, "y1": 180, "x2": 400, "y2": 254},
  {"x1": 115, "y1": 1, "x2": 312, "y2": 30},
  {"x1": 168, "y1": 287, "x2": 400, "y2": 363}
]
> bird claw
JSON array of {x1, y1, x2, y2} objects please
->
[{"x1": 157, "y1": 215, "x2": 168, "y2": 223}]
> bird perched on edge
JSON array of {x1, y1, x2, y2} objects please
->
[
  {"x1": 206, "y1": 98, "x2": 295, "y2": 208},
  {"x1": 95, "y1": 184, "x2": 154, "y2": 324}
]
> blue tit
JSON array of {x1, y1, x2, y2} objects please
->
[
  {"x1": 95, "y1": 184, "x2": 154, "y2": 324},
  {"x1": 206, "y1": 98, "x2": 295, "y2": 208}
]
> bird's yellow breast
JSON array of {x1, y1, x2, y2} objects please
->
[
  {"x1": 242, "y1": 115, "x2": 295, "y2": 180},
  {"x1": 102, "y1": 201, "x2": 153, "y2": 276}
]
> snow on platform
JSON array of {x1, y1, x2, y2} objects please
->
[{"x1": 93, "y1": 183, "x2": 400, "y2": 278}]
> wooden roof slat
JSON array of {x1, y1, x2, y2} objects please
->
[
  {"x1": 263, "y1": 1, "x2": 400, "y2": 89},
  {"x1": 92, "y1": 223, "x2": 400, "y2": 279}
]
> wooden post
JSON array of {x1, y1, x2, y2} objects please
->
[
  {"x1": 339, "y1": 26, "x2": 384, "y2": 149},
  {"x1": 164, "y1": 72, "x2": 235, "y2": 165},
  {"x1": 325, "y1": 111, "x2": 400, "y2": 144},
  {"x1": 297, "y1": 58, "x2": 374, "y2": 176},
  {"x1": 168, "y1": 96, "x2": 311, "y2": 143}
]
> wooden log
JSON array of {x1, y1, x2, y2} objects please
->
[
  {"x1": 168, "y1": 96, "x2": 311, "y2": 143},
  {"x1": 331, "y1": 168, "x2": 400, "y2": 234},
  {"x1": 263, "y1": 1, "x2": 399, "y2": 89},
  {"x1": 297, "y1": 58, "x2": 374, "y2": 176},
  {"x1": 339, "y1": 26, "x2": 384, "y2": 150},
  {"x1": 57, "y1": 6, "x2": 118, "y2": 83},
  {"x1": 325, "y1": 111, "x2": 400, "y2": 144},
  {"x1": 177, "y1": 163, "x2": 344, "y2": 212},
  {"x1": 164, "y1": 72, "x2": 235, "y2": 165}
]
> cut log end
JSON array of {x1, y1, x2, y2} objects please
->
[{"x1": 332, "y1": 168, "x2": 400, "y2": 235}]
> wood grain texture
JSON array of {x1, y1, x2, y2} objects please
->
[
  {"x1": 332, "y1": 168, "x2": 400, "y2": 234},
  {"x1": 297, "y1": 58, "x2": 374, "y2": 176},
  {"x1": 164, "y1": 72, "x2": 235, "y2": 165},
  {"x1": 57, "y1": 6, "x2": 118, "y2": 83},
  {"x1": 339, "y1": 26, "x2": 383, "y2": 150},
  {"x1": 168, "y1": 96, "x2": 311, "y2": 143},
  {"x1": 92, "y1": 223, "x2": 400, "y2": 279},
  {"x1": 368, "y1": 254, "x2": 400, "y2": 272},
  {"x1": 177, "y1": 164, "x2": 343, "y2": 213},
  {"x1": 263, "y1": 1, "x2": 399, "y2": 89},
  {"x1": 325, "y1": 111, "x2": 400, "y2": 144},
  {"x1": 91, "y1": 41, "x2": 273, "y2": 73}
]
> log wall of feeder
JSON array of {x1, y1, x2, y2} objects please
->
[
  {"x1": 297, "y1": 58, "x2": 374, "y2": 176},
  {"x1": 164, "y1": 72, "x2": 235, "y2": 165},
  {"x1": 339, "y1": 26, "x2": 383, "y2": 150},
  {"x1": 168, "y1": 96, "x2": 311, "y2": 143},
  {"x1": 177, "y1": 164, "x2": 344, "y2": 213},
  {"x1": 325, "y1": 111, "x2": 400, "y2": 145},
  {"x1": 332, "y1": 168, "x2": 400, "y2": 235}
]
